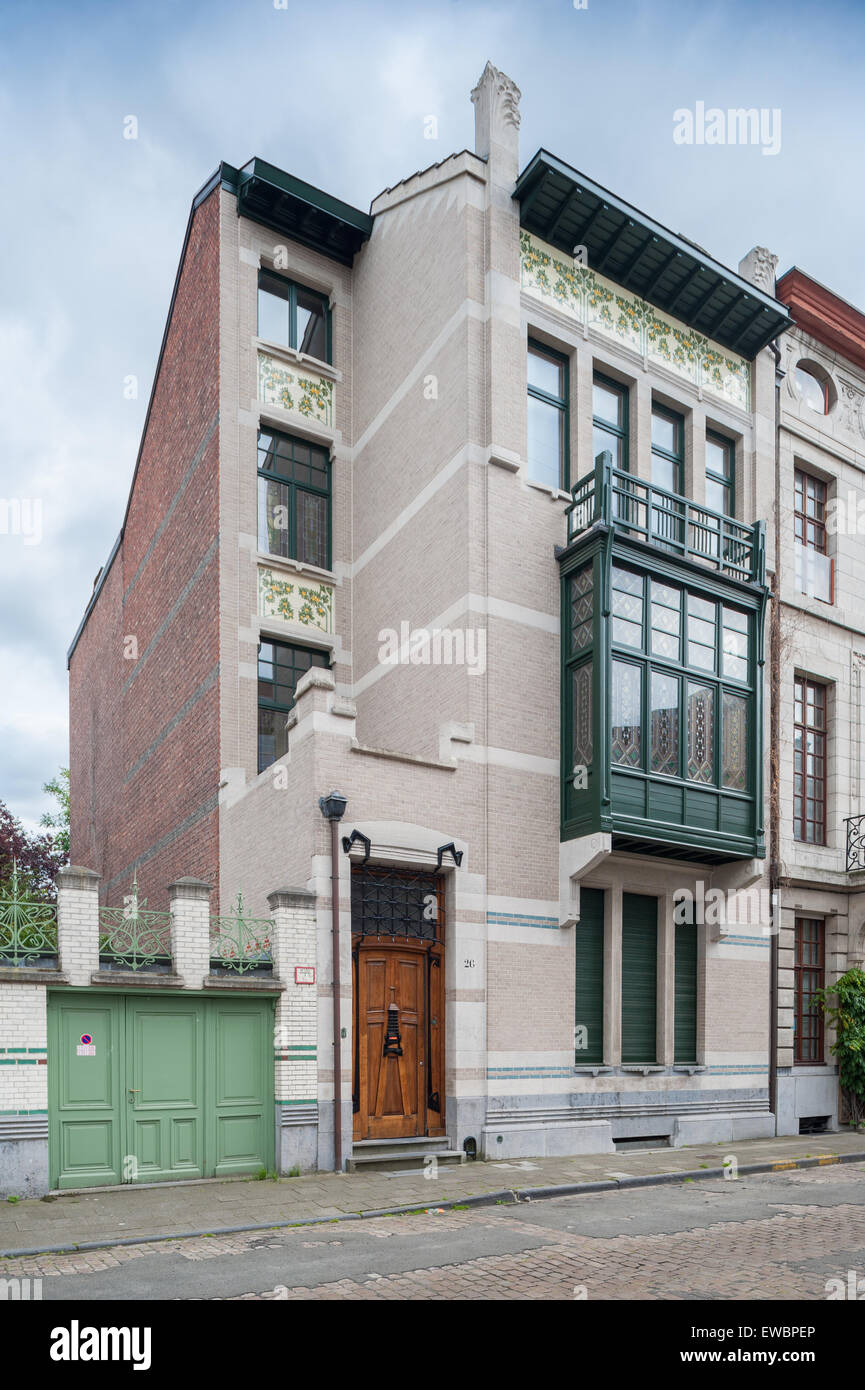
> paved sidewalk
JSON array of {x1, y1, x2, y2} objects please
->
[{"x1": 2, "y1": 1131, "x2": 864, "y2": 1258}]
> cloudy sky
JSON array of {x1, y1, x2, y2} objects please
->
[{"x1": 1, "y1": 0, "x2": 863, "y2": 831}]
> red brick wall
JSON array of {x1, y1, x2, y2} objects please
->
[{"x1": 69, "y1": 189, "x2": 221, "y2": 909}]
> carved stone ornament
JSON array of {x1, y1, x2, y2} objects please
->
[{"x1": 471, "y1": 61, "x2": 522, "y2": 130}]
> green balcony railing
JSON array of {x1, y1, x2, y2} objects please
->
[
  {"x1": 565, "y1": 453, "x2": 765, "y2": 586},
  {"x1": 209, "y1": 894, "x2": 273, "y2": 976},
  {"x1": 0, "y1": 862, "x2": 58, "y2": 968},
  {"x1": 98, "y1": 873, "x2": 172, "y2": 972}
]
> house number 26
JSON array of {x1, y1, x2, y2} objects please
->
[{"x1": 463, "y1": 958, "x2": 476, "y2": 968}]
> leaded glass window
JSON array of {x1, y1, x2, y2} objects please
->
[
  {"x1": 651, "y1": 581, "x2": 681, "y2": 660},
  {"x1": 611, "y1": 567, "x2": 643, "y2": 650},
  {"x1": 687, "y1": 682, "x2": 715, "y2": 783},
  {"x1": 612, "y1": 660, "x2": 642, "y2": 767},
  {"x1": 572, "y1": 662, "x2": 593, "y2": 771},
  {"x1": 687, "y1": 593, "x2": 716, "y2": 672},
  {"x1": 570, "y1": 564, "x2": 593, "y2": 654},
  {"x1": 651, "y1": 671, "x2": 679, "y2": 776},
  {"x1": 722, "y1": 691, "x2": 748, "y2": 790}
]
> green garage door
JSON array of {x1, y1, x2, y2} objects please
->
[{"x1": 48, "y1": 993, "x2": 274, "y2": 1189}]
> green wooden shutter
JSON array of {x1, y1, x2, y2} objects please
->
[
  {"x1": 674, "y1": 923, "x2": 698, "y2": 1063},
  {"x1": 621, "y1": 893, "x2": 658, "y2": 1064},
  {"x1": 575, "y1": 887, "x2": 604, "y2": 1064}
]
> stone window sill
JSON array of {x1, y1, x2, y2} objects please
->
[{"x1": 254, "y1": 336, "x2": 341, "y2": 383}]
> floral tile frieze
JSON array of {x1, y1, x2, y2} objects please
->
[
  {"x1": 520, "y1": 230, "x2": 751, "y2": 412},
  {"x1": 258, "y1": 566, "x2": 334, "y2": 633},
  {"x1": 258, "y1": 352, "x2": 334, "y2": 427}
]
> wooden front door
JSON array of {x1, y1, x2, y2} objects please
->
[{"x1": 354, "y1": 941, "x2": 427, "y2": 1139}]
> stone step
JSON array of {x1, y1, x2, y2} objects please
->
[{"x1": 347, "y1": 1139, "x2": 466, "y2": 1173}]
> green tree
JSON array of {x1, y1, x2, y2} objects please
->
[
  {"x1": 40, "y1": 768, "x2": 70, "y2": 862},
  {"x1": 817, "y1": 968, "x2": 865, "y2": 1130}
]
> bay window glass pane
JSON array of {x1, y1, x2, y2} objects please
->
[
  {"x1": 687, "y1": 683, "x2": 715, "y2": 783},
  {"x1": 258, "y1": 476, "x2": 290, "y2": 557},
  {"x1": 296, "y1": 288, "x2": 327, "y2": 360},
  {"x1": 722, "y1": 607, "x2": 749, "y2": 681},
  {"x1": 297, "y1": 489, "x2": 328, "y2": 568},
  {"x1": 722, "y1": 691, "x2": 748, "y2": 790},
  {"x1": 651, "y1": 581, "x2": 681, "y2": 659},
  {"x1": 651, "y1": 672, "x2": 679, "y2": 776},
  {"x1": 611, "y1": 660, "x2": 642, "y2": 767},
  {"x1": 527, "y1": 394, "x2": 563, "y2": 488},
  {"x1": 572, "y1": 661, "x2": 593, "y2": 771},
  {"x1": 611, "y1": 567, "x2": 644, "y2": 649},
  {"x1": 687, "y1": 594, "x2": 717, "y2": 671}
]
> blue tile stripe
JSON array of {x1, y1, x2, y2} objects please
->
[{"x1": 487, "y1": 913, "x2": 559, "y2": 930}]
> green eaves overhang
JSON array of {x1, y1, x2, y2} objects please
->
[
  {"x1": 515, "y1": 149, "x2": 792, "y2": 359},
  {"x1": 221, "y1": 158, "x2": 373, "y2": 266}
]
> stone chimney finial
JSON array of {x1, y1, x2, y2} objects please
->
[
  {"x1": 471, "y1": 61, "x2": 521, "y2": 168},
  {"x1": 738, "y1": 246, "x2": 779, "y2": 295}
]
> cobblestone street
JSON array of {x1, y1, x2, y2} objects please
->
[{"x1": 4, "y1": 1161, "x2": 865, "y2": 1301}]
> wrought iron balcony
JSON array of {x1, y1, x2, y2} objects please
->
[
  {"x1": 845, "y1": 814, "x2": 865, "y2": 872},
  {"x1": 565, "y1": 454, "x2": 766, "y2": 587}
]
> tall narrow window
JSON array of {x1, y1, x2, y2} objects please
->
[
  {"x1": 527, "y1": 342, "x2": 568, "y2": 489},
  {"x1": 651, "y1": 405, "x2": 684, "y2": 493},
  {"x1": 575, "y1": 887, "x2": 604, "y2": 1065},
  {"x1": 794, "y1": 678, "x2": 827, "y2": 844},
  {"x1": 611, "y1": 661, "x2": 642, "y2": 768},
  {"x1": 257, "y1": 640, "x2": 330, "y2": 772},
  {"x1": 621, "y1": 894, "x2": 658, "y2": 1065},
  {"x1": 705, "y1": 431, "x2": 734, "y2": 515},
  {"x1": 258, "y1": 270, "x2": 330, "y2": 362},
  {"x1": 592, "y1": 373, "x2": 628, "y2": 471},
  {"x1": 258, "y1": 429, "x2": 331, "y2": 569},
  {"x1": 794, "y1": 469, "x2": 833, "y2": 603},
  {"x1": 794, "y1": 918, "x2": 825, "y2": 1063},
  {"x1": 674, "y1": 923, "x2": 698, "y2": 1064}
]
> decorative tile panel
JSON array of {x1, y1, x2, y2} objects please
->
[
  {"x1": 520, "y1": 231, "x2": 751, "y2": 412},
  {"x1": 258, "y1": 566, "x2": 334, "y2": 634},
  {"x1": 258, "y1": 352, "x2": 334, "y2": 427}
]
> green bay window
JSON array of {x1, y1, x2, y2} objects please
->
[
  {"x1": 527, "y1": 341, "x2": 568, "y2": 489},
  {"x1": 258, "y1": 429, "x2": 331, "y2": 569},
  {"x1": 257, "y1": 639, "x2": 330, "y2": 772},
  {"x1": 561, "y1": 540, "x2": 765, "y2": 861},
  {"x1": 258, "y1": 270, "x2": 331, "y2": 362}
]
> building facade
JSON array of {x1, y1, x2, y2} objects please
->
[{"x1": 2, "y1": 62, "x2": 853, "y2": 1193}]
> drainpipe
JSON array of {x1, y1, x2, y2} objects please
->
[
  {"x1": 319, "y1": 791, "x2": 348, "y2": 1171},
  {"x1": 768, "y1": 339, "x2": 784, "y2": 1124}
]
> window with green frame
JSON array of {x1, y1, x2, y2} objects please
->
[
  {"x1": 527, "y1": 340, "x2": 568, "y2": 489},
  {"x1": 705, "y1": 430, "x2": 735, "y2": 516},
  {"x1": 593, "y1": 372, "x2": 628, "y2": 471},
  {"x1": 257, "y1": 639, "x2": 330, "y2": 772},
  {"x1": 258, "y1": 269, "x2": 331, "y2": 362},
  {"x1": 651, "y1": 404, "x2": 684, "y2": 493},
  {"x1": 609, "y1": 563, "x2": 752, "y2": 793},
  {"x1": 257, "y1": 429, "x2": 331, "y2": 570}
]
